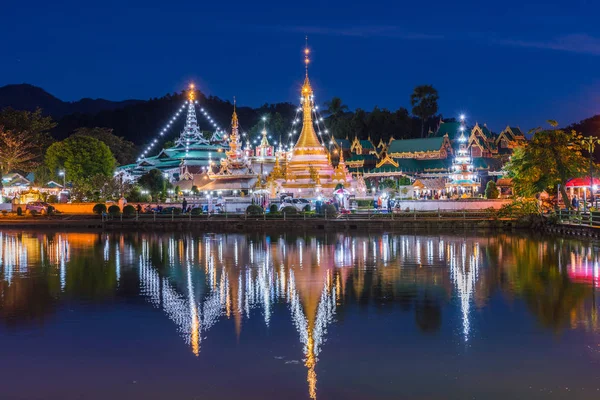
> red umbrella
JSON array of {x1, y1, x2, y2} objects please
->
[{"x1": 565, "y1": 177, "x2": 600, "y2": 187}]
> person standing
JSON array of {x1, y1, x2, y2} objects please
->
[{"x1": 182, "y1": 197, "x2": 188, "y2": 213}]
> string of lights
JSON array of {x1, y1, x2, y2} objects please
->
[{"x1": 137, "y1": 97, "x2": 226, "y2": 161}]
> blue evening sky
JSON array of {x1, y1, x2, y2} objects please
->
[{"x1": 1, "y1": 0, "x2": 598, "y2": 131}]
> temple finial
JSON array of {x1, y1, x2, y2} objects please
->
[
  {"x1": 188, "y1": 83, "x2": 196, "y2": 102},
  {"x1": 304, "y1": 36, "x2": 310, "y2": 78}
]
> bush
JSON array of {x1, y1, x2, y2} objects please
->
[
  {"x1": 485, "y1": 181, "x2": 500, "y2": 199},
  {"x1": 17, "y1": 207, "x2": 22, "y2": 216},
  {"x1": 47, "y1": 205, "x2": 56, "y2": 215},
  {"x1": 1, "y1": 210, "x2": 7, "y2": 216},
  {"x1": 303, "y1": 204, "x2": 311, "y2": 212},
  {"x1": 173, "y1": 207, "x2": 182, "y2": 215},
  {"x1": 269, "y1": 204, "x2": 279, "y2": 214},
  {"x1": 322, "y1": 204, "x2": 337, "y2": 216},
  {"x1": 281, "y1": 206, "x2": 297, "y2": 215},
  {"x1": 497, "y1": 198, "x2": 540, "y2": 218},
  {"x1": 246, "y1": 204, "x2": 264, "y2": 215},
  {"x1": 93, "y1": 203, "x2": 107, "y2": 215},
  {"x1": 191, "y1": 207, "x2": 202, "y2": 216},
  {"x1": 123, "y1": 204, "x2": 136, "y2": 216},
  {"x1": 356, "y1": 199, "x2": 373, "y2": 208},
  {"x1": 108, "y1": 205, "x2": 121, "y2": 216},
  {"x1": 47, "y1": 195, "x2": 59, "y2": 203}
]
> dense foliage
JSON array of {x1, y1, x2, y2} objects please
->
[
  {"x1": 485, "y1": 181, "x2": 499, "y2": 199},
  {"x1": 137, "y1": 169, "x2": 171, "y2": 201},
  {"x1": 45, "y1": 135, "x2": 116, "y2": 184},
  {"x1": 246, "y1": 204, "x2": 264, "y2": 215},
  {"x1": 505, "y1": 124, "x2": 589, "y2": 207}
]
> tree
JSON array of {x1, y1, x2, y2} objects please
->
[
  {"x1": 485, "y1": 181, "x2": 500, "y2": 199},
  {"x1": 324, "y1": 97, "x2": 349, "y2": 118},
  {"x1": 0, "y1": 107, "x2": 56, "y2": 154},
  {"x1": 137, "y1": 169, "x2": 171, "y2": 199},
  {"x1": 0, "y1": 126, "x2": 42, "y2": 175},
  {"x1": 72, "y1": 127, "x2": 137, "y2": 165},
  {"x1": 410, "y1": 85, "x2": 439, "y2": 138},
  {"x1": 505, "y1": 123, "x2": 588, "y2": 207},
  {"x1": 45, "y1": 136, "x2": 116, "y2": 185}
]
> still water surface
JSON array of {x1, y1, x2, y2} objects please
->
[{"x1": 0, "y1": 230, "x2": 599, "y2": 399}]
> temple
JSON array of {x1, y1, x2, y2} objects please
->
[
  {"x1": 118, "y1": 84, "x2": 226, "y2": 182},
  {"x1": 277, "y1": 44, "x2": 353, "y2": 197},
  {"x1": 203, "y1": 101, "x2": 259, "y2": 192}
]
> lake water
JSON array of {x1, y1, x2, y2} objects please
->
[{"x1": 0, "y1": 230, "x2": 599, "y2": 399}]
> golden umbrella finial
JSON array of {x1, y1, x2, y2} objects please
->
[{"x1": 188, "y1": 83, "x2": 196, "y2": 102}]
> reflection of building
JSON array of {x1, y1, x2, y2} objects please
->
[{"x1": 4, "y1": 231, "x2": 600, "y2": 397}]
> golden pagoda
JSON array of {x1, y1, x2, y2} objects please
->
[{"x1": 281, "y1": 42, "x2": 353, "y2": 197}]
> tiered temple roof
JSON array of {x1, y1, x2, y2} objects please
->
[{"x1": 119, "y1": 86, "x2": 226, "y2": 181}]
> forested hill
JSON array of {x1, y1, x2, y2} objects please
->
[
  {"x1": 0, "y1": 84, "x2": 143, "y2": 118},
  {"x1": 1, "y1": 83, "x2": 459, "y2": 146},
  {"x1": 0, "y1": 84, "x2": 299, "y2": 145}
]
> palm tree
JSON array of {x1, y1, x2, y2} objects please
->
[
  {"x1": 323, "y1": 97, "x2": 350, "y2": 138},
  {"x1": 323, "y1": 97, "x2": 349, "y2": 118},
  {"x1": 410, "y1": 85, "x2": 439, "y2": 138}
]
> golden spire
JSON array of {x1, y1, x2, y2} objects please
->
[
  {"x1": 188, "y1": 83, "x2": 196, "y2": 102},
  {"x1": 295, "y1": 38, "x2": 323, "y2": 150},
  {"x1": 231, "y1": 97, "x2": 239, "y2": 132},
  {"x1": 260, "y1": 117, "x2": 270, "y2": 147}
]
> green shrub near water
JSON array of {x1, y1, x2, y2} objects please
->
[
  {"x1": 108, "y1": 205, "x2": 121, "y2": 216},
  {"x1": 322, "y1": 204, "x2": 338, "y2": 216},
  {"x1": 496, "y1": 198, "x2": 540, "y2": 218},
  {"x1": 269, "y1": 204, "x2": 279, "y2": 214},
  {"x1": 47, "y1": 195, "x2": 59, "y2": 203},
  {"x1": 173, "y1": 207, "x2": 182, "y2": 215},
  {"x1": 93, "y1": 203, "x2": 107, "y2": 215},
  {"x1": 280, "y1": 206, "x2": 297, "y2": 215},
  {"x1": 356, "y1": 199, "x2": 373, "y2": 208},
  {"x1": 123, "y1": 205, "x2": 136, "y2": 216},
  {"x1": 246, "y1": 205, "x2": 264, "y2": 215},
  {"x1": 191, "y1": 207, "x2": 202, "y2": 216}
]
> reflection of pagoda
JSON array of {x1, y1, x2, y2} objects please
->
[{"x1": 280, "y1": 45, "x2": 353, "y2": 197}]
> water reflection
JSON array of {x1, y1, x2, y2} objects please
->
[{"x1": 1, "y1": 231, "x2": 599, "y2": 398}]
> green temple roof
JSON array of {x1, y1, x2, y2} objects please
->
[
  {"x1": 360, "y1": 140, "x2": 374, "y2": 149},
  {"x1": 388, "y1": 137, "x2": 445, "y2": 154},
  {"x1": 347, "y1": 154, "x2": 377, "y2": 162},
  {"x1": 432, "y1": 121, "x2": 463, "y2": 140}
]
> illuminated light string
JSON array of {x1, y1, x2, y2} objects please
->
[
  {"x1": 137, "y1": 100, "x2": 227, "y2": 161},
  {"x1": 283, "y1": 96, "x2": 335, "y2": 151}
]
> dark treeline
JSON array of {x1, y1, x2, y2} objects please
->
[{"x1": 54, "y1": 91, "x2": 443, "y2": 149}]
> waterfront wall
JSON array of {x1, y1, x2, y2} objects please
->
[
  {"x1": 391, "y1": 199, "x2": 511, "y2": 211},
  {"x1": 11, "y1": 203, "x2": 97, "y2": 214}
]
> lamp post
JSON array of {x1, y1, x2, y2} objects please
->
[
  {"x1": 58, "y1": 170, "x2": 65, "y2": 188},
  {"x1": 578, "y1": 135, "x2": 600, "y2": 210}
]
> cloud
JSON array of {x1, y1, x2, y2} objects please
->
[
  {"x1": 497, "y1": 34, "x2": 600, "y2": 56},
  {"x1": 275, "y1": 25, "x2": 444, "y2": 40}
]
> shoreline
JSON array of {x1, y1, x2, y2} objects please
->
[
  {"x1": 1, "y1": 215, "x2": 598, "y2": 240},
  {"x1": 0, "y1": 214, "x2": 516, "y2": 233}
]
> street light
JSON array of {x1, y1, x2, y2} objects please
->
[{"x1": 58, "y1": 170, "x2": 65, "y2": 188}]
